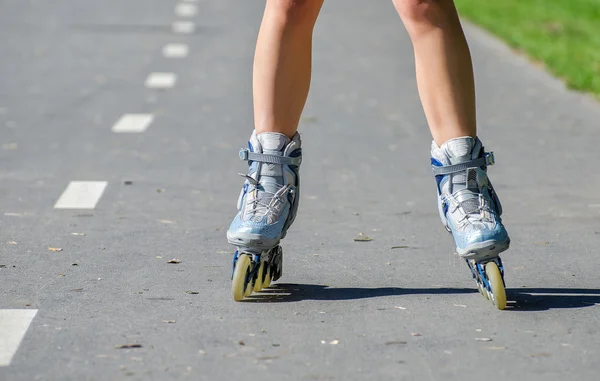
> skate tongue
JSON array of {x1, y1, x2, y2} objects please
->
[
  {"x1": 256, "y1": 132, "x2": 290, "y2": 152},
  {"x1": 443, "y1": 137, "x2": 474, "y2": 165},
  {"x1": 255, "y1": 132, "x2": 289, "y2": 179},
  {"x1": 440, "y1": 137, "x2": 478, "y2": 192},
  {"x1": 248, "y1": 133, "x2": 290, "y2": 222}
]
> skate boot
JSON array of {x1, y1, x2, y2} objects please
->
[
  {"x1": 227, "y1": 131, "x2": 302, "y2": 301},
  {"x1": 431, "y1": 136, "x2": 509, "y2": 309}
]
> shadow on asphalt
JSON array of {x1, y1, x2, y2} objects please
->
[
  {"x1": 245, "y1": 284, "x2": 600, "y2": 311},
  {"x1": 243, "y1": 283, "x2": 475, "y2": 303},
  {"x1": 507, "y1": 288, "x2": 600, "y2": 311}
]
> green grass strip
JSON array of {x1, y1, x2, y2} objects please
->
[{"x1": 455, "y1": 0, "x2": 600, "y2": 96}]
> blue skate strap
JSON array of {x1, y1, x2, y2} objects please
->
[
  {"x1": 239, "y1": 148, "x2": 302, "y2": 166},
  {"x1": 431, "y1": 152, "x2": 495, "y2": 176}
]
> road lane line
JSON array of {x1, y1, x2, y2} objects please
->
[
  {"x1": 175, "y1": 3, "x2": 197, "y2": 17},
  {"x1": 54, "y1": 181, "x2": 108, "y2": 209},
  {"x1": 0, "y1": 309, "x2": 38, "y2": 366},
  {"x1": 172, "y1": 21, "x2": 195, "y2": 34},
  {"x1": 145, "y1": 72, "x2": 177, "y2": 89},
  {"x1": 162, "y1": 43, "x2": 189, "y2": 58},
  {"x1": 112, "y1": 114, "x2": 154, "y2": 133}
]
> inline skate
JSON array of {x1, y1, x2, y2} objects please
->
[
  {"x1": 227, "y1": 131, "x2": 301, "y2": 301},
  {"x1": 431, "y1": 137, "x2": 510, "y2": 309}
]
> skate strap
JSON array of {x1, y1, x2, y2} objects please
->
[
  {"x1": 239, "y1": 148, "x2": 302, "y2": 166},
  {"x1": 431, "y1": 152, "x2": 494, "y2": 176}
]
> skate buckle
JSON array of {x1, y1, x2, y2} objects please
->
[
  {"x1": 239, "y1": 148, "x2": 250, "y2": 161},
  {"x1": 239, "y1": 148, "x2": 302, "y2": 166},
  {"x1": 485, "y1": 152, "x2": 495, "y2": 166}
]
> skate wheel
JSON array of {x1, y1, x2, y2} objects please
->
[
  {"x1": 244, "y1": 274, "x2": 254, "y2": 297},
  {"x1": 477, "y1": 282, "x2": 485, "y2": 296},
  {"x1": 232, "y1": 254, "x2": 251, "y2": 302},
  {"x1": 482, "y1": 283, "x2": 490, "y2": 300},
  {"x1": 485, "y1": 261, "x2": 506, "y2": 310},
  {"x1": 263, "y1": 266, "x2": 272, "y2": 289},
  {"x1": 253, "y1": 261, "x2": 265, "y2": 292}
]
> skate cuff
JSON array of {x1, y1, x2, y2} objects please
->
[
  {"x1": 431, "y1": 152, "x2": 494, "y2": 176},
  {"x1": 239, "y1": 148, "x2": 302, "y2": 166}
]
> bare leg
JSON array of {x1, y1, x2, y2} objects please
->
[
  {"x1": 227, "y1": 1, "x2": 323, "y2": 263},
  {"x1": 393, "y1": 2, "x2": 510, "y2": 281},
  {"x1": 253, "y1": 0, "x2": 324, "y2": 138},
  {"x1": 393, "y1": 0, "x2": 476, "y2": 146}
]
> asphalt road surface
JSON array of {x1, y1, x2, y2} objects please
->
[{"x1": 1, "y1": 1, "x2": 600, "y2": 380}]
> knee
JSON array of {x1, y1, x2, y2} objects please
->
[
  {"x1": 393, "y1": 0, "x2": 453, "y2": 36},
  {"x1": 265, "y1": 0, "x2": 323, "y2": 29}
]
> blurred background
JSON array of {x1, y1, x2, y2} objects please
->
[{"x1": 455, "y1": 0, "x2": 600, "y2": 97}]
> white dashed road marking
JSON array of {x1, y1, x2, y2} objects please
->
[
  {"x1": 145, "y1": 72, "x2": 177, "y2": 89},
  {"x1": 54, "y1": 181, "x2": 108, "y2": 209},
  {"x1": 0, "y1": 309, "x2": 38, "y2": 366},
  {"x1": 175, "y1": 3, "x2": 197, "y2": 17},
  {"x1": 172, "y1": 21, "x2": 195, "y2": 34},
  {"x1": 162, "y1": 43, "x2": 189, "y2": 58},
  {"x1": 112, "y1": 114, "x2": 154, "y2": 133}
]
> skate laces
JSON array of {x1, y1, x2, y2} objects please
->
[
  {"x1": 446, "y1": 180, "x2": 495, "y2": 227},
  {"x1": 239, "y1": 174, "x2": 291, "y2": 222}
]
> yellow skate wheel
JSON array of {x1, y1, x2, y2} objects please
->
[
  {"x1": 232, "y1": 254, "x2": 251, "y2": 302},
  {"x1": 253, "y1": 261, "x2": 265, "y2": 292},
  {"x1": 482, "y1": 283, "x2": 490, "y2": 300},
  {"x1": 477, "y1": 282, "x2": 485, "y2": 296},
  {"x1": 263, "y1": 266, "x2": 272, "y2": 289},
  {"x1": 485, "y1": 262, "x2": 506, "y2": 310},
  {"x1": 244, "y1": 280, "x2": 253, "y2": 297}
]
